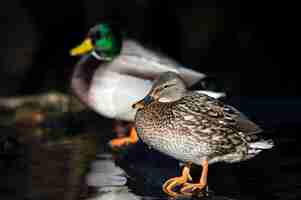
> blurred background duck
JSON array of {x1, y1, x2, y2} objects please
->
[
  {"x1": 69, "y1": 23, "x2": 225, "y2": 148},
  {"x1": 132, "y1": 72, "x2": 273, "y2": 197}
]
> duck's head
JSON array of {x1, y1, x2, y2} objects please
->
[
  {"x1": 70, "y1": 23, "x2": 122, "y2": 61},
  {"x1": 132, "y1": 72, "x2": 187, "y2": 109}
]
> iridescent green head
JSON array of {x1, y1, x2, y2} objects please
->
[{"x1": 70, "y1": 23, "x2": 122, "y2": 61}]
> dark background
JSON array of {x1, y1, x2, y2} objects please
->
[
  {"x1": 0, "y1": 1, "x2": 300, "y2": 200},
  {"x1": 0, "y1": 0, "x2": 298, "y2": 97}
]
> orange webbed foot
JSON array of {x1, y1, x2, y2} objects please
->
[
  {"x1": 180, "y1": 183, "x2": 207, "y2": 196},
  {"x1": 109, "y1": 127, "x2": 139, "y2": 148},
  {"x1": 162, "y1": 164, "x2": 192, "y2": 197},
  {"x1": 180, "y1": 160, "x2": 208, "y2": 196}
]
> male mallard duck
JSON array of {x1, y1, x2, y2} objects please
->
[
  {"x1": 132, "y1": 72, "x2": 274, "y2": 197},
  {"x1": 70, "y1": 23, "x2": 225, "y2": 148}
]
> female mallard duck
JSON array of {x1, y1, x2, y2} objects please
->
[
  {"x1": 132, "y1": 71, "x2": 274, "y2": 197},
  {"x1": 70, "y1": 23, "x2": 225, "y2": 148}
]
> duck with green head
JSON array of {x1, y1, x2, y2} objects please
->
[{"x1": 70, "y1": 23, "x2": 226, "y2": 148}]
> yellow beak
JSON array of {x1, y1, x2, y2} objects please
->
[{"x1": 70, "y1": 38, "x2": 94, "y2": 56}]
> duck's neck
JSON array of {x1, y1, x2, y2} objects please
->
[{"x1": 71, "y1": 54, "x2": 105, "y2": 104}]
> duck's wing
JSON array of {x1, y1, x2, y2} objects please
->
[
  {"x1": 221, "y1": 104, "x2": 263, "y2": 135},
  {"x1": 109, "y1": 39, "x2": 206, "y2": 87},
  {"x1": 180, "y1": 92, "x2": 263, "y2": 135}
]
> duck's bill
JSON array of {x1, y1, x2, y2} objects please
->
[
  {"x1": 132, "y1": 95, "x2": 154, "y2": 109},
  {"x1": 132, "y1": 99, "x2": 145, "y2": 109},
  {"x1": 70, "y1": 38, "x2": 93, "y2": 56}
]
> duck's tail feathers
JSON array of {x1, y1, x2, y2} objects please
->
[
  {"x1": 249, "y1": 139, "x2": 274, "y2": 149},
  {"x1": 196, "y1": 90, "x2": 226, "y2": 99},
  {"x1": 248, "y1": 139, "x2": 274, "y2": 156}
]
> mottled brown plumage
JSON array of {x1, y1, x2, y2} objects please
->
[{"x1": 132, "y1": 71, "x2": 273, "y2": 197}]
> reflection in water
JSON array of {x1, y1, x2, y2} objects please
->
[
  {"x1": 85, "y1": 153, "x2": 141, "y2": 200},
  {"x1": 86, "y1": 154, "x2": 127, "y2": 188}
]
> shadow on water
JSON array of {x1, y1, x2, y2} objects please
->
[{"x1": 0, "y1": 93, "x2": 300, "y2": 200}]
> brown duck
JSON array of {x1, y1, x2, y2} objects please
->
[{"x1": 132, "y1": 71, "x2": 274, "y2": 197}]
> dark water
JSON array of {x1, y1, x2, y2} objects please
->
[{"x1": 0, "y1": 97, "x2": 300, "y2": 200}]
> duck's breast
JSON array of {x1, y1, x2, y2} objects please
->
[
  {"x1": 135, "y1": 104, "x2": 207, "y2": 164},
  {"x1": 88, "y1": 69, "x2": 152, "y2": 121}
]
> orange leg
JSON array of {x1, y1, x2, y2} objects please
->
[
  {"x1": 109, "y1": 126, "x2": 139, "y2": 148},
  {"x1": 180, "y1": 160, "x2": 208, "y2": 196},
  {"x1": 162, "y1": 163, "x2": 193, "y2": 197}
]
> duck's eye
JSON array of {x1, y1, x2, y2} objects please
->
[
  {"x1": 163, "y1": 85, "x2": 169, "y2": 88},
  {"x1": 94, "y1": 31, "x2": 101, "y2": 40}
]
